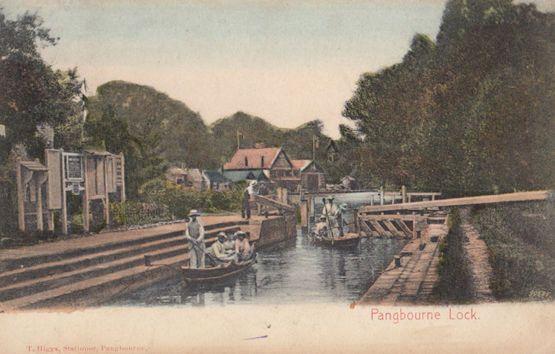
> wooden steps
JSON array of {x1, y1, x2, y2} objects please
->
[{"x1": 0, "y1": 220, "x2": 247, "y2": 311}]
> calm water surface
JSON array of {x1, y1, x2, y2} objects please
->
[
  {"x1": 112, "y1": 193, "x2": 405, "y2": 306},
  {"x1": 112, "y1": 232, "x2": 405, "y2": 307}
]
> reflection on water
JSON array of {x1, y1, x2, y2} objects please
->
[{"x1": 113, "y1": 232, "x2": 405, "y2": 307}]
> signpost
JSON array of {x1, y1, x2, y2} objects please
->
[{"x1": 18, "y1": 149, "x2": 126, "y2": 235}]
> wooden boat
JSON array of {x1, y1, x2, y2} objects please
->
[
  {"x1": 309, "y1": 232, "x2": 362, "y2": 248},
  {"x1": 181, "y1": 257, "x2": 256, "y2": 283}
]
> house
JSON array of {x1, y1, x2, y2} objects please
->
[
  {"x1": 291, "y1": 159, "x2": 326, "y2": 192},
  {"x1": 165, "y1": 167, "x2": 208, "y2": 191},
  {"x1": 340, "y1": 175, "x2": 359, "y2": 191},
  {"x1": 222, "y1": 169, "x2": 269, "y2": 183},
  {"x1": 325, "y1": 140, "x2": 339, "y2": 163},
  {"x1": 223, "y1": 146, "x2": 295, "y2": 182},
  {"x1": 203, "y1": 170, "x2": 233, "y2": 191}
]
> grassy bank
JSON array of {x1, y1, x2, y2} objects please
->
[
  {"x1": 434, "y1": 208, "x2": 473, "y2": 303},
  {"x1": 471, "y1": 203, "x2": 554, "y2": 301}
]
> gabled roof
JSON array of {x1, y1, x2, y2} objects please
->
[
  {"x1": 204, "y1": 170, "x2": 231, "y2": 183},
  {"x1": 291, "y1": 159, "x2": 313, "y2": 172},
  {"x1": 223, "y1": 170, "x2": 269, "y2": 182},
  {"x1": 223, "y1": 147, "x2": 283, "y2": 170},
  {"x1": 326, "y1": 140, "x2": 339, "y2": 152}
]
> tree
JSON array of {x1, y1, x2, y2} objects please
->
[
  {"x1": 342, "y1": 0, "x2": 555, "y2": 195},
  {"x1": 0, "y1": 10, "x2": 82, "y2": 164}
]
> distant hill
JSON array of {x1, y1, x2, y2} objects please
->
[
  {"x1": 88, "y1": 81, "x2": 216, "y2": 168},
  {"x1": 86, "y1": 81, "x2": 336, "y2": 194},
  {"x1": 210, "y1": 111, "x2": 332, "y2": 164}
]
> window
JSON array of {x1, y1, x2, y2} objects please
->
[
  {"x1": 261, "y1": 156, "x2": 265, "y2": 167},
  {"x1": 245, "y1": 156, "x2": 248, "y2": 166}
]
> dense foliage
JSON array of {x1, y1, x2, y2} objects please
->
[
  {"x1": 86, "y1": 89, "x2": 336, "y2": 196},
  {"x1": 137, "y1": 178, "x2": 245, "y2": 219},
  {"x1": 435, "y1": 209, "x2": 474, "y2": 303},
  {"x1": 472, "y1": 203, "x2": 555, "y2": 300},
  {"x1": 85, "y1": 81, "x2": 214, "y2": 198},
  {"x1": 0, "y1": 10, "x2": 83, "y2": 163},
  {"x1": 343, "y1": 0, "x2": 555, "y2": 195}
]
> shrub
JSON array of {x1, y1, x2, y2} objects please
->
[{"x1": 472, "y1": 204, "x2": 555, "y2": 301}]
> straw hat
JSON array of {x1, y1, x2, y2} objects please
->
[{"x1": 217, "y1": 232, "x2": 227, "y2": 240}]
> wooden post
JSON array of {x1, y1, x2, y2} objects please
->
[
  {"x1": 35, "y1": 179, "x2": 43, "y2": 231},
  {"x1": 103, "y1": 157, "x2": 110, "y2": 228},
  {"x1": 119, "y1": 153, "x2": 126, "y2": 202},
  {"x1": 60, "y1": 149, "x2": 68, "y2": 235},
  {"x1": 412, "y1": 213, "x2": 417, "y2": 239},
  {"x1": 380, "y1": 186, "x2": 384, "y2": 205},
  {"x1": 47, "y1": 211, "x2": 55, "y2": 231},
  {"x1": 82, "y1": 154, "x2": 90, "y2": 233},
  {"x1": 401, "y1": 185, "x2": 406, "y2": 203},
  {"x1": 354, "y1": 209, "x2": 359, "y2": 234},
  {"x1": 16, "y1": 160, "x2": 25, "y2": 232}
]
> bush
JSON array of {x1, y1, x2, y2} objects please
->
[
  {"x1": 434, "y1": 209, "x2": 473, "y2": 303},
  {"x1": 472, "y1": 203, "x2": 555, "y2": 301},
  {"x1": 112, "y1": 178, "x2": 246, "y2": 224},
  {"x1": 111, "y1": 200, "x2": 171, "y2": 227}
]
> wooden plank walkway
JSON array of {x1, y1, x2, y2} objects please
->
[
  {"x1": 360, "y1": 190, "x2": 552, "y2": 214},
  {"x1": 357, "y1": 221, "x2": 449, "y2": 305}
]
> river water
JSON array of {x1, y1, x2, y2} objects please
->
[{"x1": 112, "y1": 193, "x2": 404, "y2": 307}]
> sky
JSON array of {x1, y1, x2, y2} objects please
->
[{"x1": 3, "y1": 0, "x2": 554, "y2": 137}]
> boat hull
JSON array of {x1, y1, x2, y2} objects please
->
[
  {"x1": 309, "y1": 232, "x2": 361, "y2": 248},
  {"x1": 181, "y1": 258, "x2": 256, "y2": 283}
]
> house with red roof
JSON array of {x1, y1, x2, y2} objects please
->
[
  {"x1": 222, "y1": 145, "x2": 325, "y2": 192},
  {"x1": 222, "y1": 146, "x2": 295, "y2": 184}
]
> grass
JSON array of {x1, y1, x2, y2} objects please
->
[{"x1": 471, "y1": 203, "x2": 554, "y2": 301}]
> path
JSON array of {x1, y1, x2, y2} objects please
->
[{"x1": 460, "y1": 208, "x2": 494, "y2": 301}]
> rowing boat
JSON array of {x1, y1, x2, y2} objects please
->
[
  {"x1": 309, "y1": 232, "x2": 362, "y2": 248},
  {"x1": 181, "y1": 256, "x2": 256, "y2": 283}
]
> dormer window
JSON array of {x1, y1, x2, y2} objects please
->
[{"x1": 244, "y1": 156, "x2": 248, "y2": 166}]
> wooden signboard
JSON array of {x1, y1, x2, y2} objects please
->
[{"x1": 45, "y1": 149, "x2": 62, "y2": 210}]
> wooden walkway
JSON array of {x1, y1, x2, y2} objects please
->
[
  {"x1": 359, "y1": 190, "x2": 551, "y2": 214},
  {"x1": 357, "y1": 220, "x2": 449, "y2": 305}
]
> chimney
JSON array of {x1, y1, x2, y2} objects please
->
[{"x1": 254, "y1": 142, "x2": 266, "y2": 149}]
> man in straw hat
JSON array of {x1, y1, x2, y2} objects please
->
[{"x1": 185, "y1": 209, "x2": 205, "y2": 268}]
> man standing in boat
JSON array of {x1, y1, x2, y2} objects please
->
[
  {"x1": 185, "y1": 209, "x2": 206, "y2": 268},
  {"x1": 323, "y1": 197, "x2": 339, "y2": 237}
]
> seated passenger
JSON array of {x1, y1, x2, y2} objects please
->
[
  {"x1": 234, "y1": 231, "x2": 253, "y2": 261},
  {"x1": 314, "y1": 215, "x2": 328, "y2": 237},
  {"x1": 223, "y1": 232, "x2": 236, "y2": 251},
  {"x1": 207, "y1": 233, "x2": 235, "y2": 265}
]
